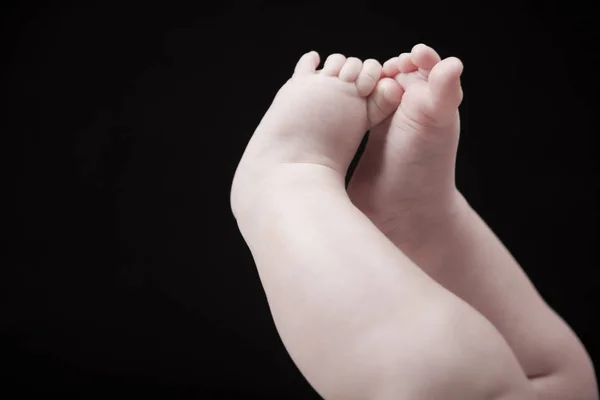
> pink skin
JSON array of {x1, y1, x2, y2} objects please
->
[
  {"x1": 230, "y1": 50, "x2": 539, "y2": 400},
  {"x1": 349, "y1": 44, "x2": 465, "y2": 243},
  {"x1": 231, "y1": 51, "x2": 403, "y2": 217},
  {"x1": 349, "y1": 44, "x2": 598, "y2": 399}
]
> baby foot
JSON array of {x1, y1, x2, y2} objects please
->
[
  {"x1": 231, "y1": 52, "x2": 403, "y2": 218},
  {"x1": 348, "y1": 44, "x2": 465, "y2": 246}
]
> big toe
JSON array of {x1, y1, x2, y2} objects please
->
[
  {"x1": 293, "y1": 51, "x2": 320, "y2": 76},
  {"x1": 366, "y1": 78, "x2": 404, "y2": 127},
  {"x1": 428, "y1": 57, "x2": 464, "y2": 112}
]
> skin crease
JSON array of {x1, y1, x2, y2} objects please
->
[{"x1": 231, "y1": 48, "x2": 597, "y2": 399}]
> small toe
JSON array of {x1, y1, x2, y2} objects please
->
[
  {"x1": 356, "y1": 59, "x2": 382, "y2": 96},
  {"x1": 321, "y1": 53, "x2": 347, "y2": 76},
  {"x1": 411, "y1": 44, "x2": 442, "y2": 73},
  {"x1": 294, "y1": 51, "x2": 320, "y2": 75},
  {"x1": 367, "y1": 77, "x2": 404, "y2": 127},
  {"x1": 382, "y1": 57, "x2": 400, "y2": 77},
  {"x1": 338, "y1": 57, "x2": 363, "y2": 82},
  {"x1": 398, "y1": 53, "x2": 419, "y2": 73},
  {"x1": 382, "y1": 54, "x2": 418, "y2": 77}
]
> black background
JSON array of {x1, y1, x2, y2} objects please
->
[{"x1": 2, "y1": 0, "x2": 597, "y2": 397}]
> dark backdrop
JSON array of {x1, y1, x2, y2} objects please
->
[{"x1": 2, "y1": 0, "x2": 597, "y2": 397}]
